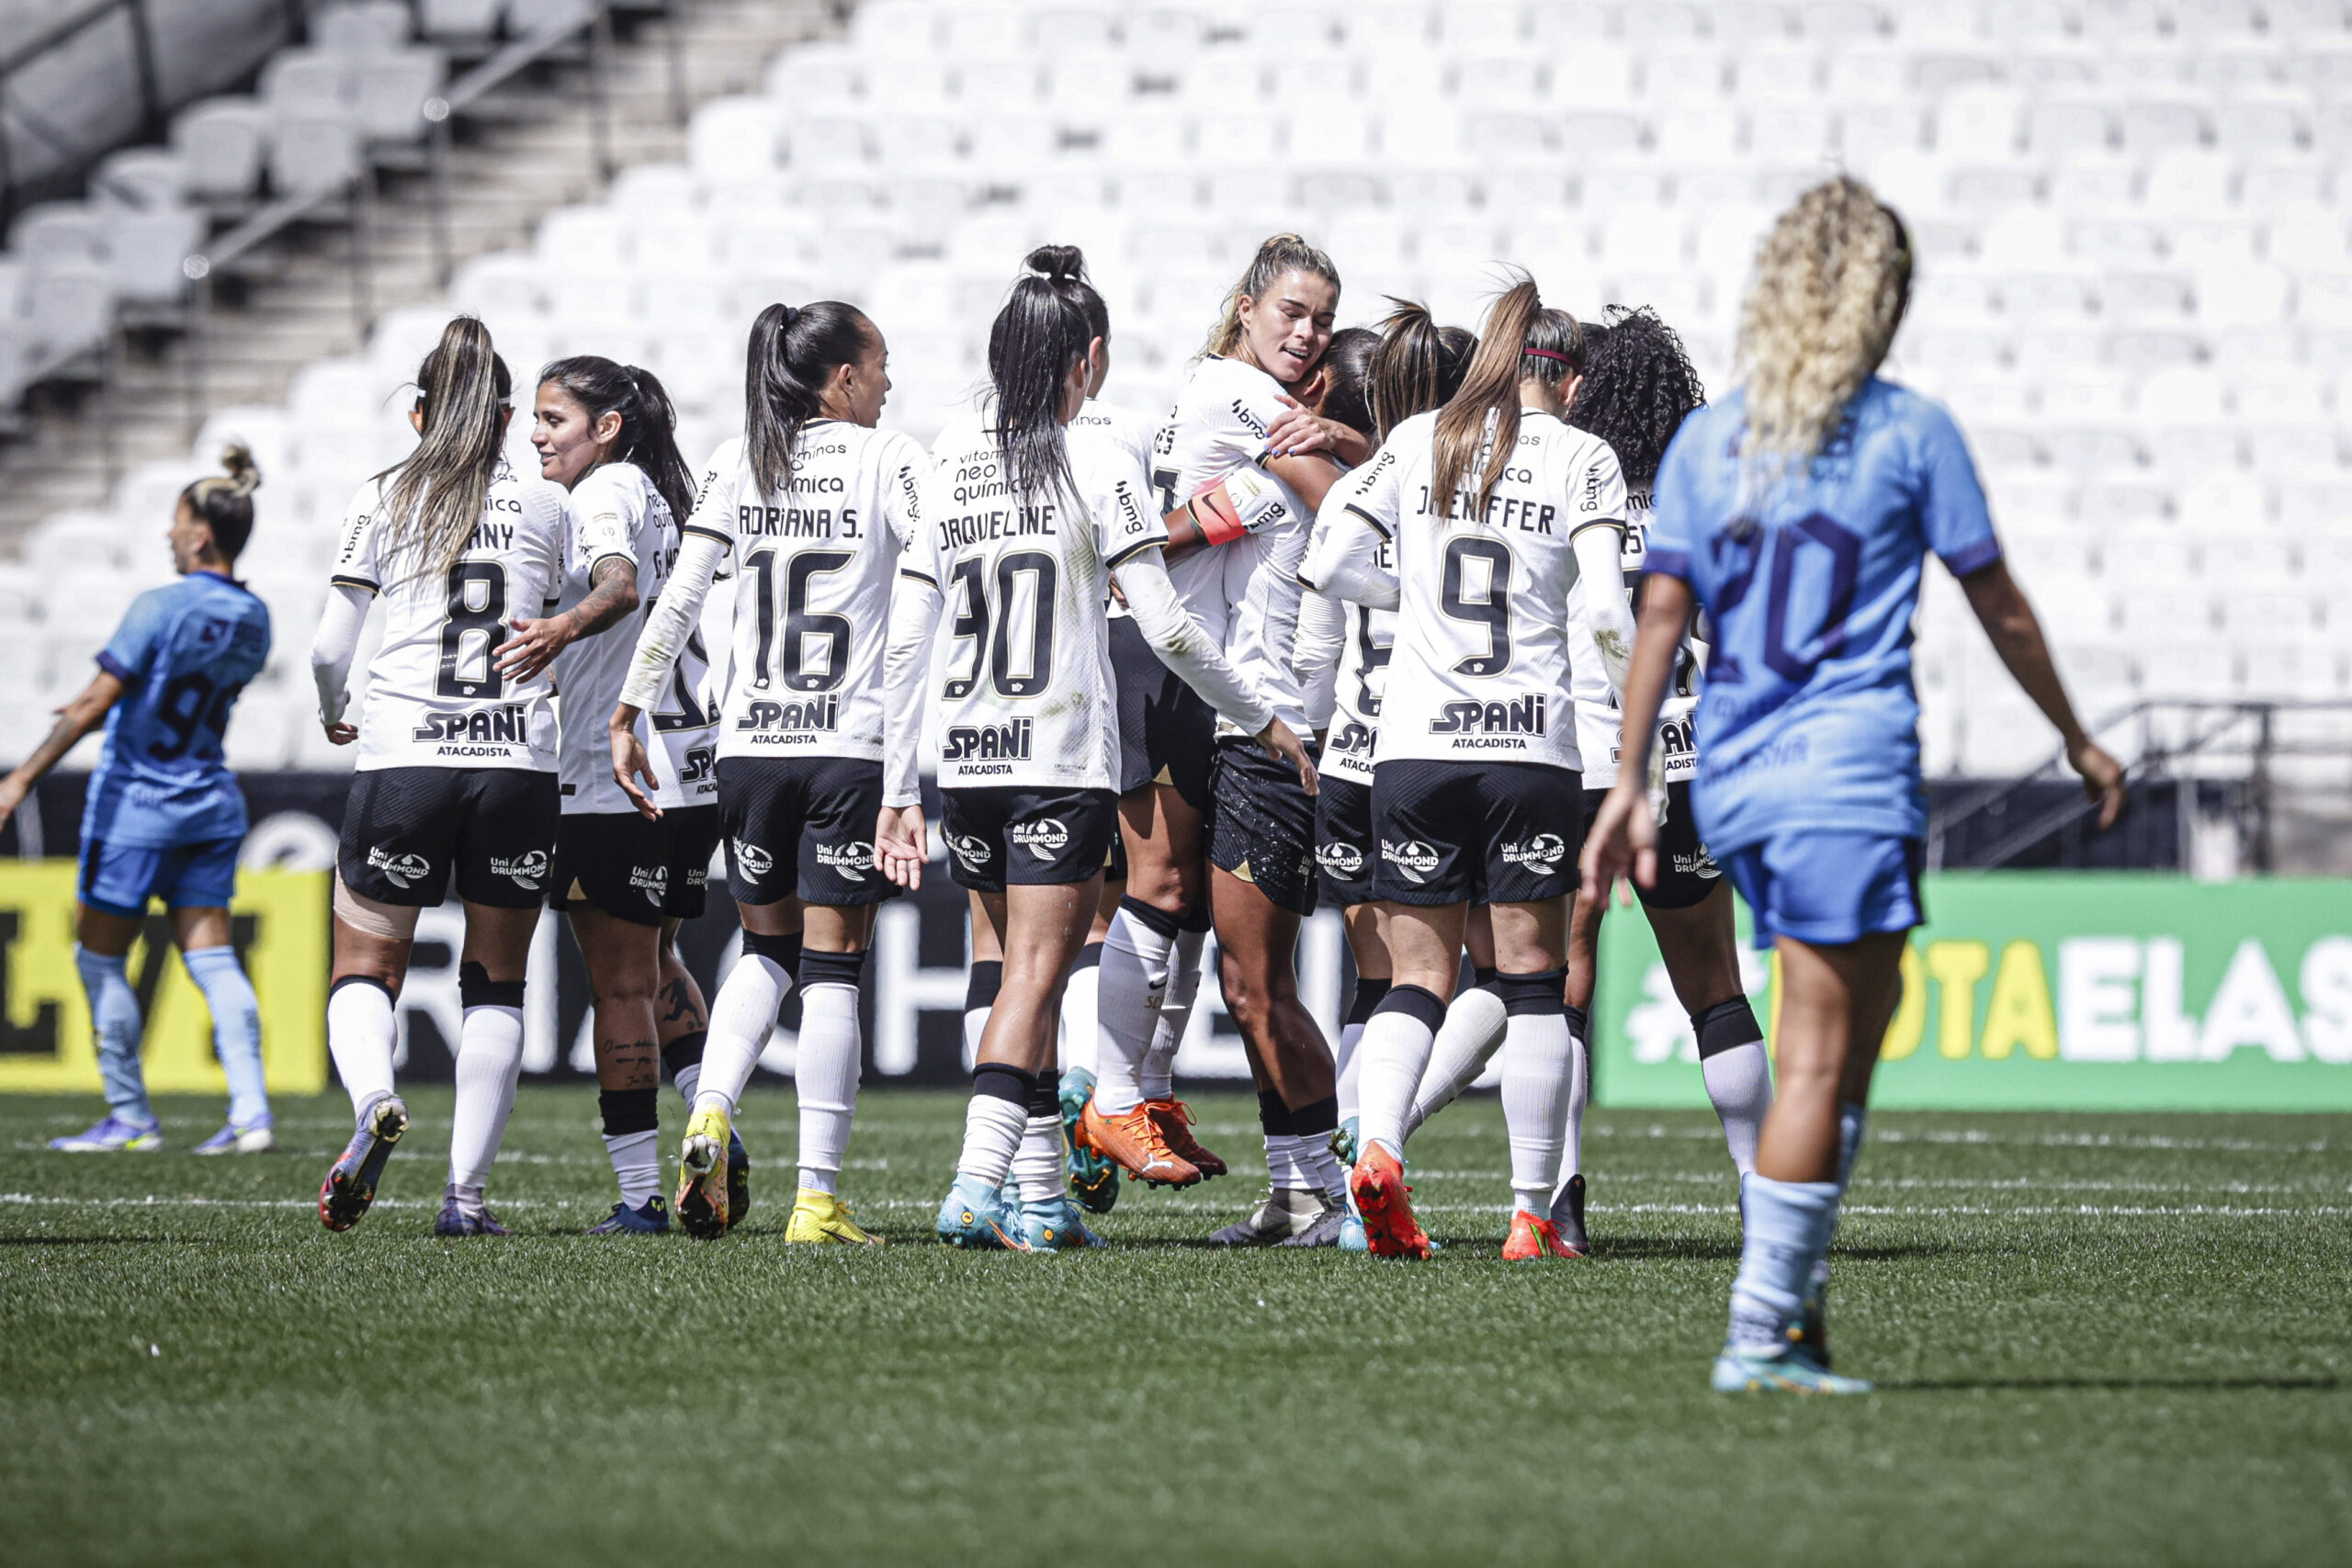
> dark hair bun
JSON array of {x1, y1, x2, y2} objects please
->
[{"x1": 1024, "y1": 244, "x2": 1087, "y2": 285}]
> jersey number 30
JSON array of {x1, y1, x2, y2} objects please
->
[{"x1": 945, "y1": 550, "x2": 1057, "y2": 700}]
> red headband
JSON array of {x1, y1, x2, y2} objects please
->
[{"x1": 1522, "y1": 347, "x2": 1572, "y2": 363}]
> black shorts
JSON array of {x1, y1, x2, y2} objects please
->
[
  {"x1": 1111, "y1": 615, "x2": 1215, "y2": 811},
  {"x1": 338, "y1": 766, "x2": 560, "y2": 908},
  {"x1": 1315, "y1": 773, "x2": 1377, "y2": 908},
  {"x1": 1208, "y1": 739, "x2": 1318, "y2": 916},
  {"x1": 663, "y1": 803, "x2": 722, "y2": 919},
  {"x1": 942, "y1": 785, "x2": 1118, "y2": 894},
  {"x1": 1371, "y1": 759, "x2": 1583, "y2": 907},
  {"x1": 552, "y1": 804, "x2": 722, "y2": 924},
  {"x1": 717, "y1": 755, "x2": 895, "y2": 908},
  {"x1": 1584, "y1": 782, "x2": 1722, "y2": 911}
]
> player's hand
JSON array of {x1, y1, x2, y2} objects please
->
[
  {"x1": 494, "y1": 613, "x2": 576, "y2": 682},
  {"x1": 609, "y1": 705, "x2": 663, "y2": 821},
  {"x1": 1107, "y1": 574, "x2": 1129, "y2": 610},
  {"x1": 1580, "y1": 781, "x2": 1658, "y2": 907},
  {"x1": 1257, "y1": 716, "x2": 1318, "y2": 797},
  {"x1": 876, "y1": 804, "x2": 927, "y2": 890},
  {"x1": 323, "y1": 721, "x2": 358, "y2": 746},
  {"x1": 1266, "y1": 394, "x2": 1336, "y2": 457},
  {"x1": 2069, "y1": 738, "x2": 2128, "y2": 830}
]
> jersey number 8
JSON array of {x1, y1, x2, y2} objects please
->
[{"x1": 436, "y1": 562, "x2": 507, "y2": 700}]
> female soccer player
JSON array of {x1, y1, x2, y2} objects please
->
[
  {"x1": 1583, "y1": 178, "x2": 2125, "y2": 1393},
  {"x1": 509, "y1": 354, "x2": 713, "y2": 1235},
  {"x1": 0, "y1": 447, "x2": 272, "y2": 1156},
  {"x1": 1312, "y1": 277, "x2": 1639, "y2": 1260},
  {"x1": 612, "y1": 300, "x2": 922, "y2": 1245},
  {"x1": 877, "y1": 246, "x2": 1313, "y2": 1251},
  {"x1": 311, "y1": 316, "x2": 571, "y2": 1235},
  {"x1": 1083, "y1": 233, "x2": 1354, "y2": 1225}
]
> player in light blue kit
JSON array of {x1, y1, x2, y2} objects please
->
[
  {"x1": 1584, "y1": 180, "x2": 2126, "y2": 1393},
  {"x1": 0, "y1": 446, "x2": 276, "y2": 1154}
]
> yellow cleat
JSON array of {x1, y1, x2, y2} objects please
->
[
  {"x1": 784, "y1": 1187, "x2": 884, "y2": 1246},
  {"x1": 676, "y1": 1103, "x2": 733, "y2": 1241}
]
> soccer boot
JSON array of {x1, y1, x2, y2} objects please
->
[
  {"x1": 725, "y1": 1128, "x2": 752, "y2": 1231},
  {"x1": 434, "y1": 1194, "x2": 511, "y2": 1236},
  {"x1": 1337, "y1": 1176, "x2": 1369, "y2": 1251},
  {"x1": 1023, "y1": 1196, "x2": 1109, "y2": 1251},
  {"x1": 1210, "y1": 1186, "x2": 1336, "y2": 1247},
  {"x1": 1711, "y1": 1338, "x2": 1872, "y2": 1396},
  {"x1": 1547, "y1": 1172, "x2": 1592, "y2": 1258},
  {"x1": 318, "y1": 1095, "x2": 408, "y2": 1232},
  {"x1": 675, "y1": 1103, "x2": 732, "y2": 1241},
  {"x1": 587, "y1": 1196, "x2": 671, "y2": 1235},
  {"x1": 1796, "y1": 1257, "x2": 1834, "y2": 1370},
  {"x1": 786, "y1": 1188, "x2": 883, "y2": 1246},
  {"x1": 1059, "y1": 1068, "x2": 1120, "y2": 1215},
  {"x1": 1274, "y1": 1194, "x2": 1351, "y2": 1248},
  {"x1": 1348, "y1": 1142, "x2": 1432, "y2": 1259},
  {"x1": 1148, "y1": 1098, "x2": 1227, "y2": 1178},
  {"x1": 1329, "y1": 1115, "x2": 1360, "y2": 1170},
  {"x1": 192, "y1": 1119, "x2": 273, "y2": 1155},
  {"x1": 1502, "y1": 1208, "x2": 1579, "y2": 1261},
  {"x1": 935, "y1": 1174, "x2": 1031, "y2": 1251},
  {"x1": 50, "y1": 1112, "x2": 163, "y2": 1152},
  {"x1": 1077, "y1": 1097, "x2": 1201, "y2": 1188}
]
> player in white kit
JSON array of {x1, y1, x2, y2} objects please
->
[
  {"x1": 1306, "y1": 279, "x2": 1639, "y2": 1259},
  {"x1": 876, "y1": 248, "x2": 1313, "y2": 1250},
  {"x1": 310, "y1": 316, "x2": 571, "y2": 1235},
  {"x1": 612, "y1": 301, "x2": 923, "y2": 1244},
  {"x1": 500, "y1": 354, "x2": 718, "y2": 1235}
]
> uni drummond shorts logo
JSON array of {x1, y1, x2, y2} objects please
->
[
  {"x1": 733, "y1": 839, "x2": 774, "y2": 881},
  {"x1": 491, "y1": 849, "x2": 549, "y2": 889},
  {"x1": 947, "y1": 831, "x2": 994, "y2": 870},
  {"x1": 1380, "y1": 839, "x2": 1441, "y2": 884},
  {"x1": 628, "y1": 863, "x2": 670, "y2": 905},
  {"x1": 1008, "y1": 818, "x2": 1069, "y2": 861},
  {"x1": 367, "y1": 846, "x2": 432, "y2": 889},
  {"x1": 1501, "y1": 834, "x2": 1567, "y2": 873},
  {"x1": 1316, "y1": 841, "x2": 1365, "y2": 877},
  {"x1": 816, "y1": 840, "x2": 875, "y2": 883},
  {"x1": 1675, "y1": 847, "x2": 1723, "y2": 880}
]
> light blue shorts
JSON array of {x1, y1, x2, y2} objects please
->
[
  {"x1": 1719, "y1": 830, "x2": 1925, "y2": 951},
  {"x1": 77, "y1": 836, "x2": 241, "y2": 918}
]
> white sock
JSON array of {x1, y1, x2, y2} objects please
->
[
  {"x1": 1354, "y1": 988, "x2": 1442, "y2": 1161},
  {"x1": 955, "y1": 1093, "x2": 1031, "y2": 1188},
  {"x1": 1014, "y1": 1112, "x2": 1064, "y2": 1207},
  {"x1": 1566, "y1": 1025, "x2": 1590, "y2": 1177},
  {"x1": 1140, "y1": 929, "x2": 1205, "y2": 1100},
  {"x1": 1059, "y1": 949, "x2": 1102, "y2": 1077},
  {"x1": 1403, "y1": 985, "x2": 1509, "y2": 1141},
  {"x1": 447, "y1": 1002, "x2": 524, "y2": 1190},
  {"x1": 794, "y1": 982, "x2": 861, "y2": 1195},
  {"x1": 1094, "y1": 906, "x2": 1175, "y2": 1115},
  {"x1": 1702, "y1": 1043, "x2": 1774, "y2": 1176},
  {"x1": 673, "y1": 1061, "x2": 702, "y2": 1107},
  {"x1": 698, "y1": 951, "x2": 793, "y2": 1116},
  {"x1": 1500, "y1": 1009, "x2": 1575, "y2": 1214},
  {"x1": 326, "y1": 979, "x2": 397, "y2": 1122},
  {"x1": 1336, "y1": 1021, "x2": 1365, "y2": 1123},
  {"x1": 1838, "y1": 1101, "x2": 1869, "y2": 1191},
  {"x1": 604, "y1": 1129, "x2": 660, "y2": 1207},
  {"x1": 1729, "y1": 1176, "x2": 1841, "y2": 1350},
  {"x1": 1300, "y1": 1134, "x2": 1345, "y2": 1198},
  {"x1": 1263, "y1": 1132, "x2": 1307, "y2": 1189}
]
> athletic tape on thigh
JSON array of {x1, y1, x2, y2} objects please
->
[
  {"x1": 333, "y1": 871, "x2": 421, "y2": 941},
  {"x1": 1691, "y1": 997, "x2": 1764, "y2": 1060},
  {"x1": 458, "y1": 960, "x2": 525, "y2": 1010},
  {"x1": 798, "y1": 949, "x2": 866, "y2": 989},
  {"x1": 1494, "y1": 968, "x2": 1567, "y2": 1017}
]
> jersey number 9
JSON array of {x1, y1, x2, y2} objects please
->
[{"x1": 1440, "y1": 536, "x2": 1515, "y2": 677}]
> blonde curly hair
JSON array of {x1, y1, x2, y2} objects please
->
[{"x1": 1734, "y1": 176, "x2": 1912, "y2": 482}]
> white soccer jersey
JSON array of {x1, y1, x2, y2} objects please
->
[
  {"x1": 641, "y1": 501, "x2": 723, "y2": 813},
  {"x1": 1567, "y1": 487, "x2": 1701, "y2": 791},
  {"x1": 1149, "y1": 355, "x2": 1313, "y2": 643},
  {"x1": 687, "y1": 424, "x2": 926, "y2": 763},
  {"x1": 330, "y1": 458, "x2": 569, "y2": 773},
  {"x1": 934, "y1": 396, "x2": 1156, "y2": 474},
  {"x1": 1303, "y1": 466, "x2": 1396, "y2": 787},
  {"x1": 911, "y1": 424, "x2": 1167, "y2": 792},
  {"x1": 1350, "y1": 409, "x2": 1628, "y2": 773}
]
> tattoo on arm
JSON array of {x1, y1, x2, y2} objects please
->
[{"x1": 570, "y1": 557, "x2": 642, "y2": 638}]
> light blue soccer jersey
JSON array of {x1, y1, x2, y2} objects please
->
[
  {"x1": 1645, "y1": 378, "x2": 2000, "y2": 853},
  {"x1": 83, "y1": 571, "x2": 272, "y2": 849}
]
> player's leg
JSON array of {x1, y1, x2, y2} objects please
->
[
  {"x1": 167, "y1": 868, "x2": 273, "y2": 1155},
  {"x1": 1335, "y1": 902, "x2": 1388, "y2": 1156},
  {"x1": 54, "y1": 869, "x2": 157, "y2": 1149},
  {"x1": 1549, "y1": 885, "x2": 1608, "y2": 1252},
  {"x1": 649, "y1": 804, "x2": 731, "y2": 1220},
  {"x1": 1485, "y1": 897, "x2": 1582, "y2": 1262},
  {"x1": 1348, "y1": 898, "x2": 1462, "y2": 1259},
  {"x1": 965, "y1": 890, "x2": 1001, "y2": 1068},
  {"x1": 1646, "y1": 883, "x2": 1770, "y2": 1175},
  {"x1": 568, "y1": 902, "x2": 666, "y2": 1232},
  {"x1": 1402, "y1": 905, "x2": 1508, "y2": 1142}
]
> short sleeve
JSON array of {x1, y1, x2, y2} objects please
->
[
  {"x1": 680, "y1": 440, "x2": 741, "y2": 550},
  {"x1": 1345, "y1": 434, "x2": 1407, "y2": 540},
  {"x1": 1567, "y1": 439, "x2": 1628, "y2": 536},
  {"x1": 570, "y1": 466, "x2": 643, "y2": 581},
  {"x1": 1643, "y1": 419, "x2": 1702, "y2": 582},
  {"x1": 1915, "y1": 400, "x2": 2002, "y2": 578},
  {"x1": 876, "y1": 432, "x2": 928, "y2": 552},
  {"x1": 331, "y1": 479, "x2": 382, "y2": 592},
  {"x1": 522, "y1": 479, "x2": 571, "y2": 612},
  {"x1": 96, "y1": 589, "x2": 170, "y2": 685},
  {"x1": 1094, "y1": 446, "x2": 1169, "y2": 569}
]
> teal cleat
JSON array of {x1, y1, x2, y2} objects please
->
[
  {"x1": 1023, "y1": 1196, "x2": 1108, "y2": 1251},
  {"x1": 1338, "y1": 1214, "x2": 1369, "y2": 1251},
  {"x1": 1058, "y1": 1067, "x2": 1119, "y2": 1214},
  {"x1": 936, "y1": 1175, "x2": 1032, "y2": 1251},
  {"x1": 1798, "y1": 1257, "x2": 1833, "y2": 1370},
  {"x1": 1329, "y1": 1115, "x2": 1359, "y2": 1171},
  {"x1": 1711, "y1": 1340, "x2": 1872, "y2": 1396}
]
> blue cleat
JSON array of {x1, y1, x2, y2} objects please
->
[
  {"x1": 1023, "y1": 1196, "x2": 1108, "y2": 1251},
  {"x1": 1339, "y1": 1214, "x2": 1369, "y2": 1251},
  {"x1": 1329, "y1": 1115, "x2": 1360, "y2": 1170},
  {"x1": 588, "y1": 1195, "x2": 671, "y2": 1235},
  {"x1": 434, "y1": 1195, "x2": 511, "y2": 1236},
  {"x1": 1712, "y1": 1340, "x2": 1872, "y2": 1395},
  {"x1": 1058, "y1": 1067, "x2": 1119, "y2": 1214},
  {"x1": 193, "y1": 1119, "x2": 273, "y2": 1156},
  {"x1": 725, "y1": 1128, "x2": 751, "y2": 1231},
  {"x1": 935, "y1": 1174, "x2": 1031, "y2": 1251},
  {"x1": 50, "y1": 1113, "x2": 162, "y2": 1152},
  {"x1": 318, "y1": 1095, "x2": 407, "y2": 1232},
  {"x1": 1798, "y1": 1257, "x2": 1833, "y2": 1369}
]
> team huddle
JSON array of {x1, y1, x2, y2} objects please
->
[{"x1": 2, "y1": 175, "x2": 2129, "y2": 1393}]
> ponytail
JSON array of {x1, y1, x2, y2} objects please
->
[
  {"x1": 182, "y1": 442, "x2": 262, "y2": 561},
  {"x1": 989, "y1": 244, "x2": 1095, "y2": 502},
  {"x1": 1024, "y1": 243, "x2": 1111, "y2": 343},
  {"x1": 1430, "y1": 276, "x2": 1585, "y2": 520},
  {"x1": 1368, "y1": 298, "x2": 1478, "y2": 442},
  {"x1": 537, "y1": 355, "x2": 696, "y2": 524},
  {"x1": 744, "y1": 300, "x2": 875, "y2": 503},
  {"x1": 1203, "y1": 232, "x2": 1340, "y2": 361},
  {"x1": 1317, "y1": 327, "x2": 1382, "y2": 440},
  {"x1": 379, "y1": 315, "x2": 512, "y2": 577}
]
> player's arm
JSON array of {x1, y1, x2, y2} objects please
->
[
  {"x1": 1118, "y1": 544, "x2": 1317, "y2": 795},
  {"x1": 1572, "y1": 522, "x2": 1636, "y2": 698},
  {"x1": 1293, "y1": 588, "x2": 1344, "y2": 739},
  {"x1": 1961, "y1": 558, "x2": 2126, "y2": 829},
  {"x1": 1580, "y1": 571, "x2": 1691, "y2": 903},
  {"x1": 1297, "y1": 506, "x2": 1397, "y2": 611},
  {"x1": 310, "y1": 581, "x2": 374, "y2": 745},
  {"x1": 496, "y1": 555, "x2": 639, "y2": 682},
  {"x1": 1265, "y1": 394, "x2": 1374, "y2": 468},
  {"x1": 609, "y1": 529, "x2": 729, "y2": 818},
  {"x1": 0, "y1": 671, "x2": 125, "y2": 831},
  {"x1": 875, "y1": 566, "x2": 944, "y2": 891}
]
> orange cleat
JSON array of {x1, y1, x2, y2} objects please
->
[
  {"x1": 1502, "y1": 1208, "x2": 1581, "y2": 1261},
  {"x1": 1349, "y1": 1142, "x2": 1431, "y2": 1259},
  {"x1": 1148, "y1": 1098, "x2": 1227, "y2": 1179},
  {"x1": 1078, "y1": 1097, "x2": 1202, "y2": 1188}
]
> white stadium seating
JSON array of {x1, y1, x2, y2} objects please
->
[{"x1": 13, "y1": 0, "x2": 2352, "y2": 775}]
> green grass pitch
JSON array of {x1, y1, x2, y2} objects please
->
[{"x1": 3, "y1": 1089, "x2": 2348, "y2": 1566}]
